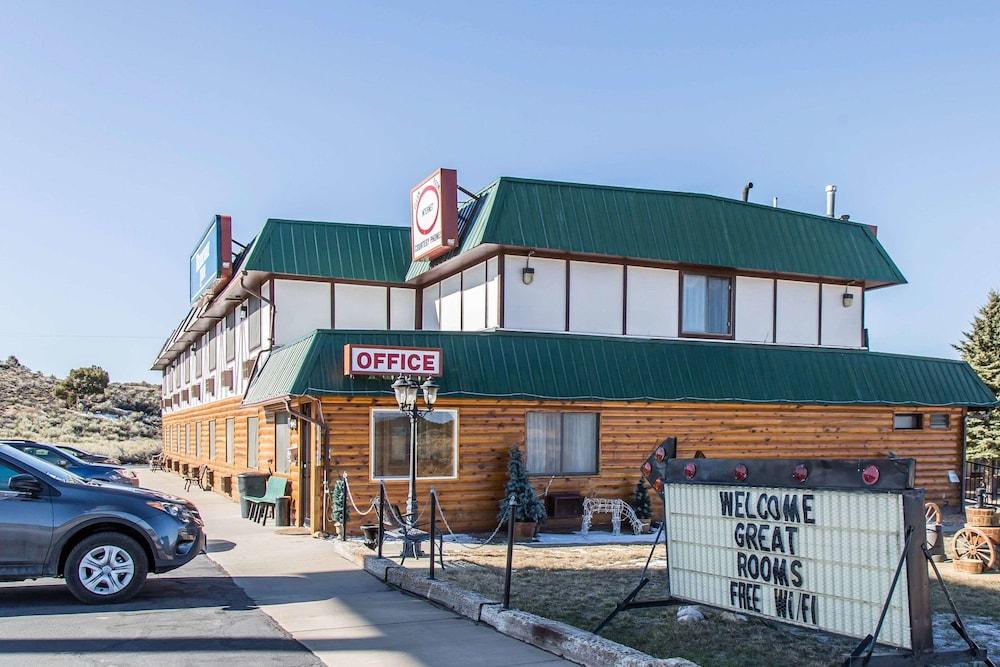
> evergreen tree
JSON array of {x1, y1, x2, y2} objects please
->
[
  {"x1": 331, "y1": 478, "x2": 347, "y2": 526},
  {"x1": 633, "y1": 481, "x2": 652, "y2": 520},
  {"x1": 956, "y1": 290, "x2": 1000, "y2": 460},
  {"x1": 499, "y1": 445, "x2": 547, "y2": 523}
]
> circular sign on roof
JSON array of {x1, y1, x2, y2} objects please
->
[{"x1": 414, "y1": 184, "x2": 440, "y2": 235}]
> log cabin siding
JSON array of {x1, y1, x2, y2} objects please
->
[
  {"x1": 161, "y1": 396, "x2": 301, "y2": 522},
  {"x1": 319, "y1": 397, "x2": 965, "y2": 534}
]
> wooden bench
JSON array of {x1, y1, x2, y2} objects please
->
[{"x1": 183, "y1": 465, "x2": 208, "y2": 492}]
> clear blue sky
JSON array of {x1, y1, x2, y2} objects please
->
[{"x1": 1, "y1": 3, "x2": 997, "y2": 383}]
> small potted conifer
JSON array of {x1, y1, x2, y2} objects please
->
[
  {"x1": 499, "y1": 445, "x2": 547, "y2": 540},
  {"x1": 331, "y1": 478, "x2": 347, "y2": 538},
  {"x1": 633, "y1": 481, "x2": 653, "y2": 533}
]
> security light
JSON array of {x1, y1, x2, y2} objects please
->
[
  {"x1": 842, "y1": 291, "x2": 854, "y2": 308},
  {"x1": 522, "y1": 266, "x2": 535, "y2": 285}
]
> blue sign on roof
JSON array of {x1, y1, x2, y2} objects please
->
[{"x1": 190, "y1": 216, "x2": 223, "y2": 303}]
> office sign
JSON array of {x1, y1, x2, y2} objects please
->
[
  {"x1": 189, "y1": 214, "x2": 232, "y2": 304},
  {"x1": 344, "y1": 344, "x2": 443, "y2": 377},
  {"x1": 642, "y1": 455, "x2": 931, "y2": 652},
  {"x1": 410, "y1": 168, "x2": 458, "y2": 261}
]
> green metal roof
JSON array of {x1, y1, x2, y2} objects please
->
[
  {"x1": 407, "y1": 178, "x2": 906, "y2": 286},
  {"x1": 241, "y1": 219, "x2": 411, "y2": 283},
  {"x1": 244, "y1": 330, "x2": 995, "y2": 408}
]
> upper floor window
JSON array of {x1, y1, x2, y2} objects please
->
[
  {"x1": 248, "y1": 296, "x2": 261, "y2": 350},
  {"x1": 681, "y1": 273, "x2": 732, "y2": 337},
  {"x1": 207, "y1": 328, "x2": 217, "y2": 371},
  {"x1": 225, "y1": 310, "x2": 236, "y2": 363},
  {"x1": 193, "y1": 343, "x2": 202, "y2": 378}
]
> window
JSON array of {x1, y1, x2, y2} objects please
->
[
  {"x1": 526, "y1": 412, "x2": 599, "y2": 475},
  {"x1": 208, "y1": 328, "x2": 217, "y2": 371},
  {"x1": 185, "y1": 423, "x2": 191, "y2": 454},
  {"x1": 930, "y1": 413, "x2": 950, "y2": 429},
  {"x1": 371, "y1": 409, "x2": 458, "y2": 479},
  {"x1": 183, "y1": 351, "x2": 191, "y2": 383},
  {"x1": 0, "y1": 460, "x2": 22, "y2": 491},
  {"x1": 193, "y1": 343, "x2": 202, "y2": 378},
  {"x1": 225, "y1": 310, "x2": 236, "y2": 362},
  {"x1": 893, "y1": 413, "x2": 923, "y2": 430},
  {"x1": 209, "y1": 420, "x2": 217, "y2": 460},
  {"x1": 195, "y1": 421, "x2": 202, "y2": 458},
  {"x1": 275, "y1": 412, "x2": 290, "y2": 474},
  {"x1": 681, "y1": 273, "x2": 732, "y2": 336},
  {"x1": 248, "y1": 296, "x2": 261, "y2": 350},
  {"x1": 225, "y1": 418, "x2": 235, "y2": 464},
  {"x1": 247, "y1": 416, "x2": 259, "y2": 468}
]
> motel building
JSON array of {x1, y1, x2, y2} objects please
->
[{"x1": 152, "y1": 170, "x2": 997, "y2": 532}]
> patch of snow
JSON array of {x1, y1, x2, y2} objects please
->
[
  {"x1": 933, "y1": 613, "x2": 1000, "y2": 654},
  {"x1": 677, "y1": 605, "x2": 705, "y2": 623}
]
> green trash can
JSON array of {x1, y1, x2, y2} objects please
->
[
  {"x1": 275, "y1": 496, "x2": 291, "y2": 527},
  {"x1": 237, "y1": 472, "x2": 268, "y2": 518}
]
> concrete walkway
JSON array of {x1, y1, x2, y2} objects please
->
[{"x1": 138, "y1": 469, "x2": 569, "y2": 667}]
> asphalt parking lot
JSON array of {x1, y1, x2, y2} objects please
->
[{"x1": 0, "y1": 546, "x2": 321, "y2": 667}]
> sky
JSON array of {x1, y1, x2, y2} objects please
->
[{"x1": 1, "y1": 3, "x2": 998, "y2": 383}]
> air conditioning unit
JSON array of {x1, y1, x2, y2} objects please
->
[
  {"x1": 243, "y1": 359, "x2": 257, "y2": 378},
  {"x1": 191, "y1": 384, "x2": 201, "y2": 400},
  {"x1": 205, "y1": 377, "x2": 216, "y2": 395},
  {"x1": 181, "y1": 389, "x2": 189, "y2": 402}
]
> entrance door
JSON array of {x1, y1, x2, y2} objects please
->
[{"x1": 299, "y1": 405, "x2": 312, "y2": 528}]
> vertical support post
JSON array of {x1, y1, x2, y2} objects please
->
[
  {"x1": 502, "y1": 494, "x2": 517, "y2": 610},
  {"x1": 340, "y1": 472, "x2": 348, "y2": 542},
  {"x1": 429, "y1": 488, "x2": 437, "y2": 580},
  {"x1": 377, "y1": 482, "x2": 385, "y2": 560},
  {"x1": 406, "y1": 409, "x2": 418, "y2": 529}
]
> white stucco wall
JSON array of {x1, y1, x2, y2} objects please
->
[
  {"x1": 486, "y1": 257, "x2": 500, "y2": 328},
  {"x1": 735, "y1": 276, "x2": 775, "y2": 343},
  {"x1": 461, "y1": 262, "x2": 488, "y2": 331},
  {"x1": 775, "y1": 279, "x2": 819, "y2": 345},
  {"x1": 389, "y1": 288, "x2": 416, "y2": 330},
  {"x1": 273, "y1": 279, "x2": 331, "y2": 345},
  {"x1": 503, "y1": 255, "x2": 566, "y2": 332},
  {"x1": 421, "y1": 282, "x2": 441, "y2": 331},
  {"x1": 335, "y1": 283, "x2": 387, "y2": 329},
  {"x1": 439, "y1": 274, "x2": 462, "y2": 331},
  {"x1": 569, "y1": 261, "x2": 623, "y2": 335},
  {"x1": 625, "y1": 266, "x2": 679, "y2": 337},
  {"x1": 821, "y1": 284, "x2": 863, "y2": 347}
]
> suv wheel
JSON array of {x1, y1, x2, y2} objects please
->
[{"x1": 65, "y1": 532, "x2": 149, "y2": 604}]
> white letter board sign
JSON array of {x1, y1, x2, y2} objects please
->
[{"x1": 642, "y1": 456, "x2": 932, "y2": 652}]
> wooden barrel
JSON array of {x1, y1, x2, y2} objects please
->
[
  {"x1": 975, "y1": 526, "x2": 1000, "y2": 543},
  {"x1": 954, "y1": 558, "x2": 985, "y2": 575},
  {"x1": 965, "y1": 507, "x2": 997, "y2": 527}
]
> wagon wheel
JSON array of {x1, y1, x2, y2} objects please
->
[
  {"x1": 925, "y1": 502, "x2": 942, "y2": 527},
  {"x1": 953, "y1": 527, "x2": 997, "y2": 569}
]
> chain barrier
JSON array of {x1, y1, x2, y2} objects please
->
[
  {"x1": 340, "y1": 474, "x2": 378, "y2": 516},
  {"x1": 433, "y1": 490, "x2": 511, "y2": 550}
]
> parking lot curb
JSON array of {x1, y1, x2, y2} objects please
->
[{"x1": 329, "y1": 539, "x2": 695, "y2": 667}]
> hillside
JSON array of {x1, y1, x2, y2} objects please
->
[{"x1": 0, "y1": 356, "x2": 161, "y2": 463}]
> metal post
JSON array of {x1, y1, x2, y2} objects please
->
[
  {"x1": 377, "y1": 482, "x2": 385, "y2": 560},
  {"x1": 429, "y1": 488, "x2": 437, "y2": 580},
  {"x1": 406, "y1": 408, "x2": 418, "y2": 528},
  {"x1": 502, "y1": 494, "x2": 517, "y2": 609},
  {"x1": 341, "y1": 472, "x2": 348, "y2": 542}
]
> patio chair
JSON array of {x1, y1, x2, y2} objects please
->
[
  {"x1": 244, "y1": 476, "x2": 289, "y2": 525},
  {"x1": 183, "y1": 465, "x2": 206, "y2": 492},
  {"x1": 148, "y1": 453, "x2": 166, "y2": 471}
]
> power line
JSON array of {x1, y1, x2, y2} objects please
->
[{"x1": 0, "y1": 333, "x2": 162, "y2": 340}]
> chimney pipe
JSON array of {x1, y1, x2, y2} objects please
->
[
  {"x1": 741, "y1": 181, "x2": 753, "y2": 202},
  {"x1": 772, "y1": 196, "x2": 778, "y2": 208},
  {"x1": 825, "y1": 184, "x2": 837, "y2": 217}
]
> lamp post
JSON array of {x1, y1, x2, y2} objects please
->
[{"x1": 391, "y1": 376, "x2": 439, "y2": 535}]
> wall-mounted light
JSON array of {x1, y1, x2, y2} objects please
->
[
  {"x1": 240, "y1": 303, "x2": 249, "y2": 318},
  {"x1": 289, "y1": 415, "x2": 298, "y2": 430},
  {"x1": 522, "y1": 252, "x2": 535, "y2": 285},
  {"x1": 842, "y1": 288, "x2": 854, "y2": 308}
]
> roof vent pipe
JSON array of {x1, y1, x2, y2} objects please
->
[
  {"x1": 773, "y1": 196, "x2": 778, "y2": 208},
  {"x1": 825, "y1": 184, "x2": 837, "y2": 217},
  {"x1": 741, "y1": 181, "x2": 753, "y2": 202}
]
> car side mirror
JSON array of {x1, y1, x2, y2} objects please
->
[{"x1": 8, "y1": 475, "x2": 44, "y2": 496}]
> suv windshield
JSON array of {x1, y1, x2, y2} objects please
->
[{"x1": 1, "y1": 445, "x2": 83, "y2": 484}]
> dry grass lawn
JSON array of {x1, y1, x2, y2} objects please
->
[{"x1": 438, "y1": 540, "x2": 1000, "y2": 667}]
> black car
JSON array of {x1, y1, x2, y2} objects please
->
[
  {"x1": 2, "y1": 441, "x2": 138, "y2": 487},
  {"x1": 55, "y1": 444, "x2": 117, "y2": 465},
  {"x1": 0, "y1": 444, "x2": 204, "y2": 603}
]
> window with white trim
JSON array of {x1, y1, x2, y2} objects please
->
[
  {"x1": 371, "y1": 409, "x2": 458, "y2": 479},
  {"x1": 526, "y1": 412, "x2": 599, "y2": 475}
]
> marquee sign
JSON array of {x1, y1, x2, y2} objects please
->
[
  {"x1": 343, "y1": 344, "x2": 443, "y2": 377},
  {"x1": 642, "y1": 454, "x2": 932, "y2": 653},
  {"x1": 189, "y1": 214, "x2": 232, "y2": 304},
  {"x1": 410, "y1": 168, "x2": 458, "y2": 262}
]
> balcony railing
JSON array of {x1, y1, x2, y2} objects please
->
[{"x1": 965, "y1": 459, "x2": 1000, "y2": 505}]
